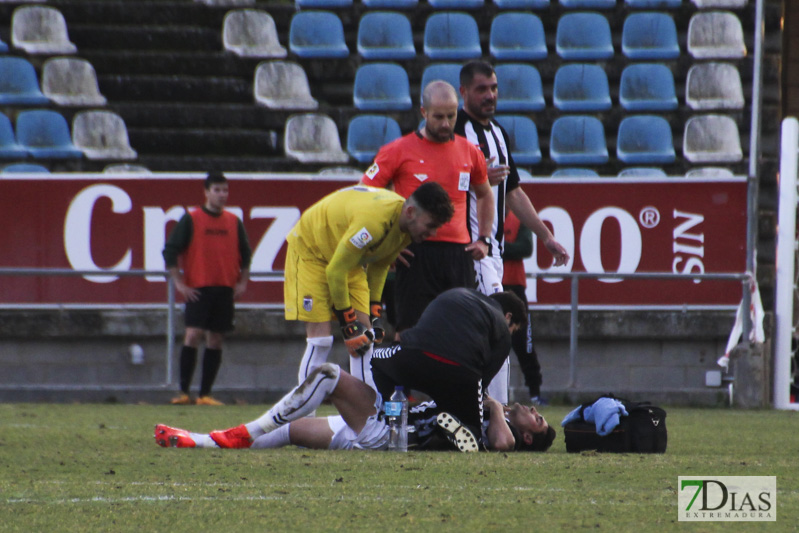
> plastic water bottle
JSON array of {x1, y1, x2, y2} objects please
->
[{"x1": 385, "y1": 386, "x2": 408, "y2": 452}]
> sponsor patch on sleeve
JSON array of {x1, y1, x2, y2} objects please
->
[
  {"x1": 349, "y1": 227, "x2": 373, "y2": 249},
  {"x1": 365, "y1": 163, "x2": 379, "y2": 179}
]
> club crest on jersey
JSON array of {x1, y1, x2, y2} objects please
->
[
  {"x1": 303, "y1": 296, "x2": 313, "y2": 312},
  {"x1": 414, "y1": 173, "x2": 428, "y2": 182},
  {"x1": 365, "y1": 163, "x2": 379, "y2": 179},
  {"x1": 350, "y1": 227, "x2": 373, "y2": 249}
]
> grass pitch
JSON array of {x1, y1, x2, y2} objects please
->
[{"x1": 1, "y1": 403, "x2": 797, "y2": 532}]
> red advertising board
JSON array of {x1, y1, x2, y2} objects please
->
[{"x1": 1, "y1": 174, "x2": 747, "y2": 308}]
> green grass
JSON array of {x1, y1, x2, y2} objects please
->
[{"x1": 1, "y1": 403, "x2": 797, "y2": 532}]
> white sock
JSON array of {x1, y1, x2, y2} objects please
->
[
  {"x1": 190, "y1": 432, "x2": 219, "y2": 448},
  {"x1": 298, "y1": 336, "x2": 334, "y2": 384},
  {"x1": 246, "y1": 363, "x2": 341, "y2": 438},
  {"x1": 350, "y1": 341, "x2": 375, "y2": 390},
  {"x1": 250, "y1": 424, "x2": 292, "y2": 449}
]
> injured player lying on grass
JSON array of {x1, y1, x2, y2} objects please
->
[{"x1": 155, "y1": 363, "x2": 555, "y2": 452}]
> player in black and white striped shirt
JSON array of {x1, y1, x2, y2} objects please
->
[{"x1": 455, "y1": 61, "x2": 570, "y2": 404}]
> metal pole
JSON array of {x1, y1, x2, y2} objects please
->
[{"x1": 569, "y1": 274, "x2": 579, "y2": 388}]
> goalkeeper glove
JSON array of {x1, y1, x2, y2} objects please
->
[
  {"x1": 370, "y1": 301, "x2": 386, "y2": 344},
  {"x1": 333, "y1": 306, "x2": 373, "y2": 357}
]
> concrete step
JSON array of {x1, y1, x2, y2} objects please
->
[
  {"x1": 82, "y1": 50, "x2": 259, "y2": 77},
  {"x1": 128, "y1": 127, "x2": 279, "y2": 156},
  {"x1": 112, "y1": 102, "x2": 289, "y2": 130},
  {"x1": 70, "y1": 25, "x2": 220, "y2": 52},
  {"x1": 134, "y1": 154, "x2": 319, "y2": 172},
  {"x1": 98, "y1": 74, "x2": 251, "y2": 103}
]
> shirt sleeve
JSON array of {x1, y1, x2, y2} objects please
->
[
  {"x1": 469, "y1": 144, "x2": 488, "y2": 186},
  {"x1": 503, "y1": 223, "x2": 533, "y2": 260},
  {"x1": 162, "y1": 213, "x2": 193, "y2": 267},
  {"x1": 325, "y1": 220, "x2": 385, "y2": 310},
  {"x1": 361, "y1": 142, "x2": 399, "y2": 188}
]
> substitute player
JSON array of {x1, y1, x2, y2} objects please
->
[{"x1": 285, "y1": 183, "x2": 453, "y2": 388}]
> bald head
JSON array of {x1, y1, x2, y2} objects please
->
[
  {"x1": 421, "y1": 80, "x2": 458, "y2": 110},
  {"x1": 420, "y1": 80, "x2": 459, "y2": 143}
]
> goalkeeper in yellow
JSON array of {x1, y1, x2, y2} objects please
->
[{"x1": 285, "y1": 182, "x2": 454, "y2": 388}]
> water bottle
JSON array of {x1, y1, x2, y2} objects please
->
[{"x1": 385, "y1": 386, "x2": 409, "y2": 452}]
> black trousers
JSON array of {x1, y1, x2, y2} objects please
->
[{"x1": 504, "y1": 284, "x2": 543, "y2": 397}]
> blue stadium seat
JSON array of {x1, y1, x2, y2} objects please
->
[
  {"x1": 560, "y1": 0, "x2": 616, "y2": 9},
  {"x1": 556, "y1": 13, "x2": 613, "y2": 61},
  {"x1": 0, "y1": 57, "x2": 50, "y2": 105},
  {"x1": 424, "y1": 12, "x2": 481, "y2": 60},
  {"x1": 490, "y1": 13, "x2": 547, "y2": 61},
  {"x1": 494, "y1": 0, "x2": 550, "y2": 8},
  {"x1": 618, "y1": 167, "x2": 668, "y2": 178},
  {"x1": 616, "y1": 115, "x2": 676, "y2": 165},
  {"x1": 495, "y1": 115, "x2": 541, "y2": 165},
  {"x1": 420, "y1": 63, "x2": 463, "y2": 104},
  {"x1": 358, "y1": 12, "x2": 415, "y2": 60},
  {"x1": 1, "y1": 163, "x2": 49, "y2": 173},
  {"x1": 551, "y1": 168, "x2": 599, "y2": 177},
  {"x1": 0, "y1": 38, "x2": 8, "y2": 53},
  {"x1": 622, "y1": 12, "x2": 680, "y2": 60},
  {"x1": 553, "y1": 63, "x2": 611, "y2": 112},
  {"x1": 429, "y1": 0, "x2": 484, "y2": 8},
  {"x1": 296, "y1": 0, "x2": 353, "y2": 7},
  {"x1": 15, "y1": 110, "x2": 83, "y2": 159},
  {"x1": 347, "y1": 115, "x2": 402, "y2": 163},
  {"x1": 517, "y1": 167, "x2": 535, "y2": 181},
  {"x1": 363, "y1": 0, "x2": 419, "y2": 7},
  {"x1": 626, "y1": 0, "x2": 681, "y2": 7},
  {"x1": 549, "y1": 116, "x2": 608, "y2": 166},
  {"x1": 353, "y1": 63, "x2": 412, "y2": 111},
  {"x1": 619, "y1": 63, "x2": 678, "y2": 112},
  {"x1": 494, "y1": 64, "x2": 545, "y2": 112},
  {"x1": 289, "y1": 11, "x2": 349, "y2": 58},
  {"x1": 0, "y1": 112, "x2": 28, "y2": 159}
]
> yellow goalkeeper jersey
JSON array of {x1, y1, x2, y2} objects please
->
[{"x1": 287, "y1": 185, "x2": 410, "y2": 310}]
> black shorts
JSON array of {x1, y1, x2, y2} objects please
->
[
  {"x1": 371, "y1": 344, "x2": 484, "y2": 436},
  {"x1": 184, "y1": 286, "x2": 235, "y2": 333},
  {"x1": 394, "y1": 241, "x2": 476, "y2": 331}
]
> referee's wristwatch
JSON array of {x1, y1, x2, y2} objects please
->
[{"x1": 477, "y1": 235, "x2": 492, "y2": 256}]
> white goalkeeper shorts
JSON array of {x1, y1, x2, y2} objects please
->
[
  {"x1": 327, "y1": 392, "x2": 389, "y2": 451},
  {"x1": 475, "y1": 255, "x2": 504, "y2": 296}
]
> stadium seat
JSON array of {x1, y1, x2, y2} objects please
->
[
  {"x1": 284, "y1": 113, "x2": 349, "y2": 163},
  {"x1": 559, "y1": 0, "x2": 616, "y2": 9},
  {"x1": 494, "y1": 115, "x2": 541, "y2": 165},
  {"x1": 11, "y1": 5, "x2": 77, "y2": 55},
  {"x1": 0, "y1": 57, "x2": 50, "y2": 105},
  {"x1": 424, "y1": 12, "x2": 482, "y2": 61},
  {"x1": 420, "y1": 63, "x2": 463, "y2": 104},
  {"x1": 619, "y1": 63, "x2": 678, "y2": 112},
  {"x1": 494, "y1": 0, "x2": 550, "y2": 8},
  {"x1": 556, "y1": 13, "x2": 613, "y2": 61},
  {"x1": 357, "y1": 12, "x2": 415, "y2": 61},
  {"x1": 622, "y1": 12, "x2": 680, "y2": 60},
  {"x1": 683, "y1": 115, "x2": 743, "y2": 163},
  {"x1": 103, "y1": 163, "x2": 151, "y2": 174},
  {"x1": 549, "y1": 116, "x2": 608, "y2": 166},
  {"x1": 494, "y1": 64, "x2": 545, "y2": 112},
  {"x1": 616, "y1": 115, "x2": 676, "y2": 165},
  {"x1": 0, "y1": 112, "x2": 28, "y2": 160},
  {"x1": 551, "y1": 168, "x2": 599, "y2": 177},
  {"x1": 72, "y1": 111, "x2": 138, "y2": 161},
  {"x1": 692, "y1": 0, "x2": 748, "y2": 8},
  {"x1": 428, "y1": 0, "x2": 484, "y2": 8},
  {"x1": 553, "y1": 63, "x2": 611, "y2": 112},
  {"x1": 353, "y1": 63, "x2": 412, "y2": 111},
  {"x1": 346, "y1": 115, "x2": 402, "y2": 163},
  {"x1": 489, "y1": 13, "x2": 547, "y2": 62},
  {"x1": 223, "y1": 9, "x2": 287, "y2": 58},
  {"x1": 1, "y1": 163, "x2": 50, "y2": 173},
  {"x1": 684, "y1": 166, "x2": 735, "y2": 178},
  {"x1": 517, "y1": 167, "x2": 535, "y2": 181},
  {"x1": 15, "y1": 110, "x2": 83, "y2": 159},
  {"x1": 618, "y1": 167, "x2": 668, "y2": 178},
  {"x1": 41, "y1": 57, "x2": 107, "y2": 107},
  {"x1": 686, "y1": 62, "x2": 744, "y2": 110},
  {"x1": 0, "y1": 38, "x2": 8, "y2": 53},
  {"x1": 363, "y1": 0, "x2": 419, "y2": 8},
  {"x1": 289, "y1": 11, "x2": 349, "y2": 59},
  {"x1": 254, "y1": 61, "x2": 318, "y2": 110},
  {"x1": 625, "y1": 0, "x2": 681, "y2": 6},
  {"x1": 296, "y1": 0, "x2": 353, "y2": 7},
  {"x1": 687, "y1": 11, "x2": 747, "y2": 59}
]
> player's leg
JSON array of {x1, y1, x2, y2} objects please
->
[
  {"x1": 348, "y1": 268, "x2": 375, "y2": 388},
  {"x1": 171, "y1": 294, "x2": 207, "y2": 404}
]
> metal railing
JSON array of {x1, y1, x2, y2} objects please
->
[{"x1": 0, "y1": 267, "x2": 751, "y2": 391}]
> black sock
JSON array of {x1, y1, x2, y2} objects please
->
[
  {"x1": 199, "y1": 348, "x2": 222, "y2": 397},
  {"x1": 179, "y1": 346, "x2": 198, "y2": 394}
]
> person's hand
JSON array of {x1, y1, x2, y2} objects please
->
[
  {"x1": 370, "y1": 301, "x2": 386, "y2": 344},
  {"x1": 233, "y1": 279, "x2": 248, "y2": 300},
  {"x1": 175, "y1": 281, "x2": 199, "y2": 302},
  {"x1": 486, "y1": 158, "x2": 510, "y2": 187},
  {"x1": 333, "y1": 307, "x2": 374, "y2": 357},
  {"x1": 465, "y1": 239, "x2": 489, "y2": 260},
  {"x1": 545, "y1": 238, "x2": 570, "y2": 267},
  {"x1": 394, "y1": 248, "x2": 414, "y2": 268}
]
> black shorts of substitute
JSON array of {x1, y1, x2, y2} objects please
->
[
  {"x1": 371, "y1": 344, "x2": 484, "y2": 437},
  {"x1": 394, "y1": 241, "x2": 476, "y2": 331},
  {"x1": 184, "y1": 286, "x2": 235, "y2": 333}
]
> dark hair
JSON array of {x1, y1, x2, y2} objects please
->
[
  {"x1": 204, "y1": 171, "x2": 227, "y2": 190},
  {"x1": 460, "y1": 60, "x2": 496, "y2": 89},
  {"x1": 410, "y1": 182, "x2": 455, "y2": 228},
  {"x1": 513, "y1": 424, "x2": 556, "y2": 452},
  {"x1": 488, "y1": 291, "x2": 527, "y2": 330}
]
